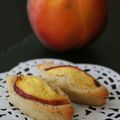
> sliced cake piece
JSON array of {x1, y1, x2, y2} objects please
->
[
  {"x1": 38, "y1": 64, "x2": 109, "y2": 106},
  {"x1": 6, "y1": 75, "x2": 74, "y2": 120}
]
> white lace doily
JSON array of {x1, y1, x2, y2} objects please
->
[{"x1": 0, "y1": 59, "x2": 120, "y2": 120}]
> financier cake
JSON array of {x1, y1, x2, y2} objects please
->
[
  {"x1": 38, "y1": 62, "x2": 109, "y2": 106},
  {"x1": 6, "y1": 75, "x2": 74, "y2": 120}
]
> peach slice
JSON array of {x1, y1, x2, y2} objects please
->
[
  {"x1": 46, "y1": 66, "x2": 101, "y2": 89},
  {"x1": 14, "y1": 75, "x2": 69, "y2": 106}
]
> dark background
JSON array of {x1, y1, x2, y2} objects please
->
[{"x1": 0, "y1": 0, "x2": 120, "y2": 73}]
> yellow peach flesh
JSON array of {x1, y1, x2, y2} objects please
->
[
  {"x1": 16, "y1": 76, "x2": 65, "y2": 100},
  {"x1": 47, "y1": 67, "x2": 98, "y2": 89}
]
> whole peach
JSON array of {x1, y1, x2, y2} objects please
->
[{"x1": 27, "y1": 0, "x2": 107, "y2": 51}]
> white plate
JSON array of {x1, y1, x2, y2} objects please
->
[{"x1": 0, "y1": 59, "x2": 120, "y2": 120}]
